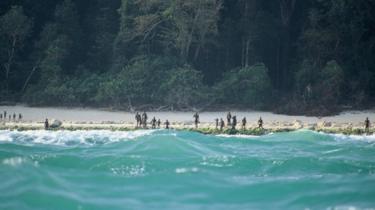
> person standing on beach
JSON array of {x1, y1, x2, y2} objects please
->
[
  {"x1": 232, "y1": 116, "x2": 237, "y2": 130},
  {"x1": 165, "y1": 120, "x2": 170, "y2": 129},
  {"x1": 140, "y1": 112, "x2": 144, "y2": 127},
  {"x1": 4, "y1": 111, "x2": 7, "y2": 119},
  {"x1": 258, "y1": 117, "x2": 263, "y2": 129},
  {"x1": 135, "y1": 112, "x2": 141, "y2": 127},
  {"x1": 138, "y1": 112, "x2": 142, "y2": 127},
  {"x1": 227, "y1": 112, "x2": 232, "y2": 126},
  {"x1": 18, "y1": 113, "x2": 22, "y2": 121},
  {"x1": 365, "y1": 117, "x2": 370, "y2": 133},
  {"x1": 151, "y1": 117, "x2": 157, "y2": 129},
  {"x1": 13, "y1": 113, "x2": 16, "y2": 121},
  {"x1": 215, "y1": 118, "x2": 219, "y2": 129},
  {"x1": 44, "y1": 119, "x2": 49, "y2": 130},
  {"x1": 220, "y1": 118, "x2": 225, "y2": 131},
  {"x1": 142, "y1": 112, "x2": 148, "y2": 128},
  {"x1": 193, "y1": 112, "x2": 200, "y2": 128},
  {"x1": 0, "y1": 113, "x2": 2, "y2": 121},
  {"x1": 242, "y1": 117, "x2": 247, "y2": 130},
  {"x1": 157, "y1": 119, "x2": 161, "y2": 128}
]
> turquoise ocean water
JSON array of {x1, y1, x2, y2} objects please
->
[{"x1": 0, "y1": 129, "x2": 375, "y2": 210}]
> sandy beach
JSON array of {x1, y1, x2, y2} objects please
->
[
  {"x1": 0, "y1": 105, "x2": 374, "y2": 132},
  {"x1": 1, "y1": 105, "x2": 375, "y2": 123}
]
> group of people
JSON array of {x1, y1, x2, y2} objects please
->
[
  {"x1": 135, "y1": 112, "x2": 149, "y2": 128},
  {"x1": 193, "y1": 112, "x2": 263, "y2": 131},
  {"x1": 40, "y1": 113, "x2": 371, "y2": 133},
  {"x1": 135, "y1": 112, "x2": 170, "y2": 129},
  {"x1": 2, "y1": 109, "x2": 372, "y2": 133},
  {"x1": 0, "y1": 111, "x2": 23, "y2": 122},
  {"x1": 196, "y1": 112, "x2": 372, "y2": 133}
]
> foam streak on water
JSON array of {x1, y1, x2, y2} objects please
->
[{"x1": 0, "y1": 130, "x2": 375, "y2": 210}]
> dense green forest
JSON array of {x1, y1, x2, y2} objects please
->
[{"x1": 1, "y1": 0, "x2": 375, "y2": 115}]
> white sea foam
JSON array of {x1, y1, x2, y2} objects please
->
[
  {"x1": 175, "y1": 167, "x2": 199, "y2": 174},
  {"x1": 0, "y1": 130, "x2": 156, "y2": 146},
  {"x1": 1, "y1": 156, "x2": 39, "y2": 167},
  {"x1": 321, "y1": 148, "x2": 343, "y2": 154},
  {"x1": 283, "y1": 129, "x2": 375, "y2": 143},
  {"x1": 216, "y1": 134, "x2": 260, "y2": 139},
  {"x1": 329, "y1": 133, "x2": 375, "y2": 143},
  {"x1": 200, "y1": 155, "x2": 235, "y2": 167},
  {"x1": 111, "y1": 163, "x2": 146, "y2": 177},
  {"x1": 2, "y1": 157, "x2": 25, "y2": 166},
  {"x1": 326, "y1": 206, "x2": 375, "y2": 210}
]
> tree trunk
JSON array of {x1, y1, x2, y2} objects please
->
[
  {"x1": 276, "y1": 37, "x2": 281, "y2": 89},
  {"x1": 241, "y1": 38, "x2": 246, "y2": 67},
  {"x1": 280, "y1": 25, "x2": 291, "y2": 90},
  {"x1": 4, "y1": 37, "x2": 17, "y2": 96},
  {"x1": 245, "y1": 38, "x2": 250, "y2": 67},
  {"x1": 22, "y1": 62, "x2": 40, "y2": 93}
]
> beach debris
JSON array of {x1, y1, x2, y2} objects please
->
[
  {"x1": 324, "y1": 121, "x2": 332, "y2": 127},
  {"x1": 50, "y1": 120, "x2": 63, "y2": 128},
  {"x1": 293, "y1": 120, "x2": 303, "y2": 129},
  {"x1": 317, "y1": 121, "x2": 332, "y2": 128},
  {"x1": 306, "y1": 123, "x2": 317, "y2": 130}
]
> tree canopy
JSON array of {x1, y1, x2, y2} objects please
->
[{"x1": 1, "y1": 0, "x2": 374, "y2": 115}]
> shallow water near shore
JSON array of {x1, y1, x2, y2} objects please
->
[{"x1": 0, "y1": 130, "x2": 375, "y2": 210}]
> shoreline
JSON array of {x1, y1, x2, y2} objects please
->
[
  {"x1": 0, "y1": 105, "x2": 373, "y2": 136},
  {"x1": 0, "y1": 121, "x2": 373, "y2": 136}
]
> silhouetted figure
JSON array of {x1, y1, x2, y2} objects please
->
[
  {"x1": 18, "y1": 113, "x2": 22, "y2": 121},
  {"x1": 140, "y1": 114, "x2": 144, "y2": 127},
  {"x1": 142, "y1": 112, "x2": 148, "y2": 128},
  {"x1": 220, "y1": 118, "x2": 225, "y2": 131},
  {"x1": 227, "y1": 112, "x2": 232, "y2": 126},
  {"x1": 215, "y1": 118, "x2": 219, "y2": 129},
  {"x1": 151, "y1": 117, "x2": 157, "y2": 129},
  {"x1": 44, "y1": 119, "x2": 49, "y2": 130},
  {"x1": 232, "y1": 116, "x2": 237, "y2": 130},
  {"x1": 135, "y1": 112, "x2": 141, "y2": 127},
  {"x1": 157, "y1": 119, "x2": 161, "y2": 128},
  {"x1": 165, "y1": 120, "x2": 170, "y2": 129},
  {"x1": 4, "y1": 111, "x2": 7, "y2": 119},
  {"x1": 13, "y1": 113, "x2": 16, "y2": 121},
  {"x1": 242, "y1": 117, "x2": 247, "y2": 130},
  {"x1": 193, "y1": 112, "x2": 200, "y2": 128},
  {"x1": 258, "y1": 117, "x2": 263, "y2": 129},
  {"x1": 0, "y1": 113, "x2": 2, "y2": 120},
  {"x1": 365, "y1": 117, "x2": 370, "y2": 133}
]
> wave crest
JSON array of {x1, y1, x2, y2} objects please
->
[{"x1": 0, "y1": 130, "x2": 155, "y2": 146}]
